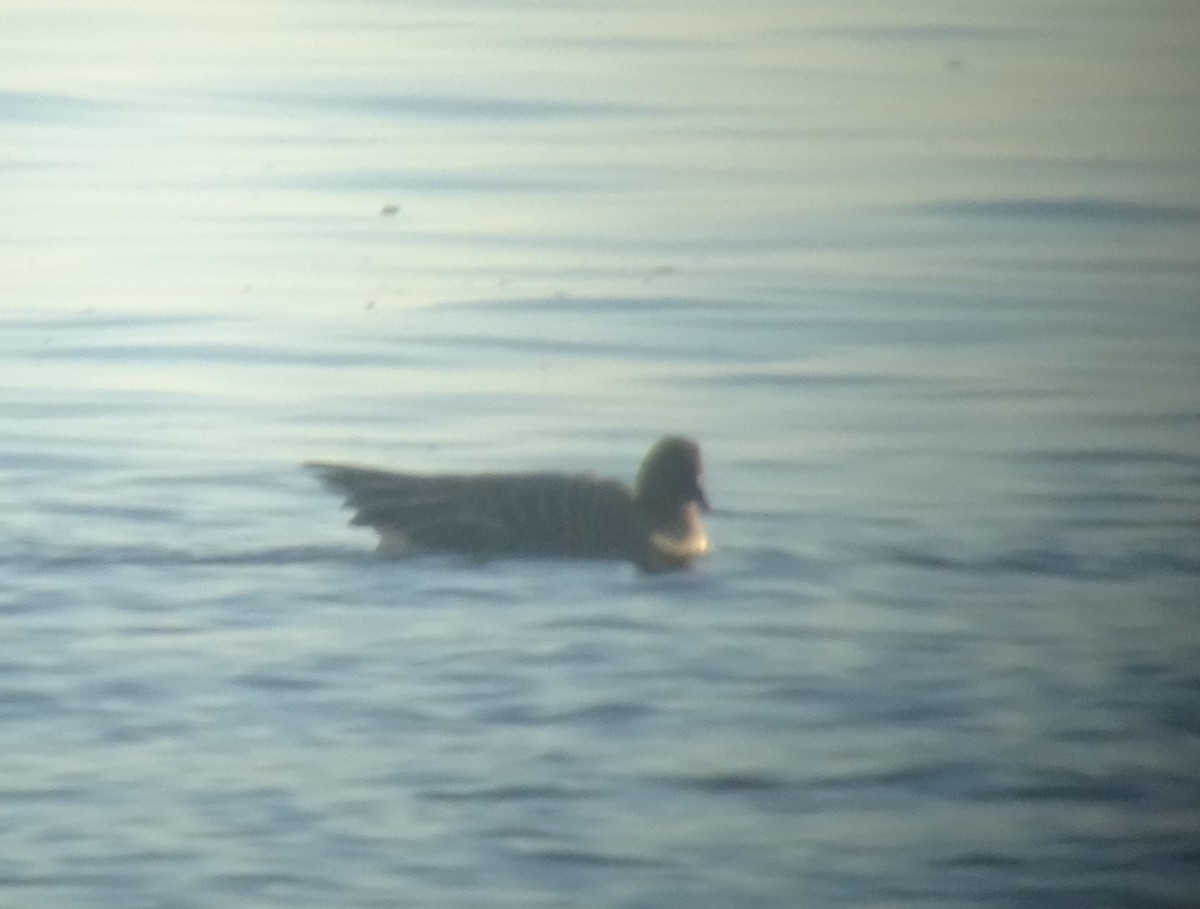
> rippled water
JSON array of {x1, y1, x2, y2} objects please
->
[{"x1": 3, "y1": 2, "x2": 1199, "y2": 907}]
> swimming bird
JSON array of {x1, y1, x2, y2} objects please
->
[{"x1": 307, "y1": 435, "x2": 710, "y2": 572}]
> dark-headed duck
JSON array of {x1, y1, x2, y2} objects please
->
[{"x1": 307, "y1": 435, "x2": 709, "y2": 572}]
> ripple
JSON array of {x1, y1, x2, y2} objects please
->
[
  {"x1": 656, "y1": 770, "x2": 794, "y2": 795},
  {"x1": 421, "y1": 783, "x2": 593, "y2": 803},
  {"x1": 237, "y1": 90, "x2": 671, "y2": 122},
  {"x1": 912, "y1": 197, "x2": 1200, "y2": 226},
  {"x1": 883, "y1": 542, "x2": 1200, "y2": 581},
  {"x1": 509, "y1": 846, "x2": 670, "y2": 869},
  {"x1": 233, "y1": 672, "x2": 326, "y2": 692}
]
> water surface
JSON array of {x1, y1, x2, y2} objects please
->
[{"x1": 3, "y1": 2, "x2": 1199, "y2": 907}]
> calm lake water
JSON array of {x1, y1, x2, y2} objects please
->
[{"x1": 3, "y1": 2, "x2": 1199, "y2": 907}]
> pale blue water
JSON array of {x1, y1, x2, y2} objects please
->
[{"x1": 3, "y1": 2, "x2": 1200, "y2": 907}]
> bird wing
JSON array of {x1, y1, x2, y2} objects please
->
[{"x1": 307, "y1": 464, "x2": 639, "y2": 559}]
